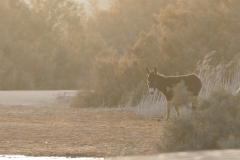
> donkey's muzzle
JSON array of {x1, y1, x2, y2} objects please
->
[{"x1": 149, "y1": 88, "x2": 155, "y2": 95}]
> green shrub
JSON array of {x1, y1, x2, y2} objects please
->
[
  {"x1": 70, "y1": 55, "x2": 146, "y2": 108},
  {"x1": 70, "y1": 91, "x2": 98, "y2": 108},
  {"x1": 158, "y1": 86, "x2": 240, "y2": 153},
  {"x1": 170, "y1": 81, "x2": 198, "y2": 110},
  {"x1": 220, "y1": 138, "x2": 240, "y2": 149}
]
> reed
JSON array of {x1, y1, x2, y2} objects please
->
[
  {"x1": 134, "y1": 92, "x2": 167, "y2": 117},
  {"x1": 197, "y1": 51, "x2": 240, "y2": 97}
]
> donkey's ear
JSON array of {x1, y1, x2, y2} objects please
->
[
  {"x1": 146, "y1": 67, "x2": 150, "y2": 75},
  {"x1": 154, "y1": 67, "x2": 158, "y2": 74}
]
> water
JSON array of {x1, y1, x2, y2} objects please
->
[
  {"x1": 0, "y1": 90, "x2": 78, "y2": 107},
  {"x1": 0, "y1": 155, "x2": 104, "y2": 160}
]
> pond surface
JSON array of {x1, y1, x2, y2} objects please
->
[
  {"x1": 0, "y1": 155, "x2": 104, "y2": 160},
  {"x1": 0, "y1": 90, "x2": 78, "y2": 107}
]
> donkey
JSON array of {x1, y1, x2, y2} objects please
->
[{"x1": 146, "y1": 67, "x2": 202, "y2": 120}]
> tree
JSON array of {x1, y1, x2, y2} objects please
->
[
  {"x1": 0, "y1": 0, "x2": 111, "y2": 89},
  {"x1": 132, "y1": 0, "x2": 240, "y2": 75},
  {"x1": 87, "y1": 0, "x2": 176, "y2": 54}
]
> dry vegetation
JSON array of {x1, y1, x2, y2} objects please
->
[
  {"x1": 2, "y1": 0, "x2": 240, "y2": 157},
  {"x1": 0, "y1": 106, "x2": 164, "y2": 157}
]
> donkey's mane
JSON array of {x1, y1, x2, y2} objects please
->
[{"x1": 157, "y1": 73, "x2": 197, "y2": 78}]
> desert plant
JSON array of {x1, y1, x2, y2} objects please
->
[
  {"x1": 197, "y1": 51, "x2": 240, "y2": 97},
  {"x1": 70, "y1": 54, "x2": 146, "y2": 108},
  {"x1": 70, "y1": 90, "x2": 98, "y2": 108},
  {"x1": 219, "y1": 138, "x2": 240, "y2": 149},
  {"x1": 158, "y1": 86, "x2": 240, "y2": 153},
  {"x1": 135, "y1": 91, "x2": 167, "y2": 117},
  {"x1": 170, "y1": 81, "x2": 198, "y2": 110}
]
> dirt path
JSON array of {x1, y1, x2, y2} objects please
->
[{"x1": 0, "y1": 107, "x2": 164, "y2": 157}]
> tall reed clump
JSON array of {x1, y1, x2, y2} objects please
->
[
  {"x1": 134, "y1": 91, "x2": 167, "y2": 117},
  {"x1": 197, "y1": 51, "x2": 240, "y2": 97}
]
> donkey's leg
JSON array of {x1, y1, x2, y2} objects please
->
[
  {"x1": 175, "y1": 106, "x2": 180, "y2": 116},
  {"x1": 165, "y1": 103, "x2": 171, "y2": 121},
  {"x1": 191, "y1": 96, "x2": 198, "y2": 110}
]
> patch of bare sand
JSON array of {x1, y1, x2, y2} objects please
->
[{"x1": 0, "y1": 107, "x2": 164, "y2": 157}]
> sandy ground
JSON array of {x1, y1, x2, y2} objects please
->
[
  {"x1": 1, "y1": 91, "x2": 240, "y2": 159},
  {"x1": 0, "y1": 91, "x2": 164, "y2": 157},
  {"x1": 0, "y1": 91, "x2": 164, "y2": 158}
]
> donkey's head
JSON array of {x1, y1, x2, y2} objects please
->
[{"x1": 146, "y1": 67, "x2": 158, "y2": 95}]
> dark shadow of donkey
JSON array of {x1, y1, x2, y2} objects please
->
[{"x1": 146, "y1": 67, "x2": 202, "y2": 120}]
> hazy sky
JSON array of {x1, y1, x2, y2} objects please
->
[{"x1": 76, "y1": 0, "x2": 110, "y2": 10}]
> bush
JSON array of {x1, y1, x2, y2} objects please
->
[
  {"x1": 220, "y1": 138, "x2": 240, "y2": 149},
  {"x1": 70, "y1": 91, "x2": 98, "y2": 108},
  {"x1": 158, "y1": 86, "x2": 240, "y2": 153},
  {"x1": 70, "y1": 55, "x2": 146, "y2": 108},
  {"x1": 170, "y1": 81, "x2": 198, "y2": 110}
]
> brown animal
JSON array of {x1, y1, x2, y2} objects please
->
[{"x1": 146, "y1": 67, "x2": 202, "y2": 120}]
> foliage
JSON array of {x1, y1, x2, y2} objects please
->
[
  {"x1": 170, "y1": 81, "x2": 197, "y2": 109},
  {"x1": 71, "y1": 54, "x2": 144, "y2": 107},
  {"x1": 220, "y1": 139, "x2": 240, "y2": 149},
  {"x1": 3, "y1": 0, "x2": 240, "y2": 110},
  {"x1": 70, "y1": 91, "x2": 98, "y2": 108},
  {"x1": 0, "y1": 0, "x2": 110, "y2": 90},
  {"x1": 75, "y1": 0, "x2": 177, "y2": 107},
  {"x1": 87, "y1": 0, "x2": 176, "y2": 54},
  {"x1": 132, "y1": 0, "x2": 240, "y2": 75},
  {"x1": 158, "y1": 86, "x2": 240, "y2": 153}
]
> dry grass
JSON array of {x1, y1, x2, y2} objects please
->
[
  {"x1": 134, "y1": 92, "x2": 166, "y2": 117},
  {"x1": 0, "y1": 106, "x2": 164, "y2": 157},
  {"x1": 197, "y1": 51, "x2": 240, "y2": 97}
]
